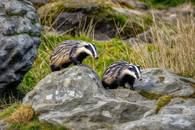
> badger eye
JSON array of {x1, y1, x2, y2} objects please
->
[{"x1": 84, "y1": 45, "x2": 89, "y2": 48}]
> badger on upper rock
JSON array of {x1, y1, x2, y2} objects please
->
[
  {"x1": 102, "y1": 61, "x2": 141, "y2": 90},
  {"x1": 50, "y1": 40, "x2": 98, "y2": 71}
]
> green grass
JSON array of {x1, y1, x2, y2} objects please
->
[
  {"x1": 8, "y1": 118, "x2": 66, "y2": 130},
  {"x1": 0, "y1": 103, "x2": 20, "y2": 120},
  {"x1": 18, "y1": 15, "x2": 195, "y2": 94},
  {"x1": 17, "y1": 33, "x2": 139, "y2": 94}
]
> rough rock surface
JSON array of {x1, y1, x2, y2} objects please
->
[
  {"x1": 0, "y1": 120, "x2": 7, "y2": 130},
  {"x1": 117, "y1": 98, "x2": 195, "y2": 130},
  {"x1": 0, "y1": 0, "x2": 41, "y2": 93},
  {"x1": 134, "y1": 68, "x2": 195, "y2": 97},
  {"x1": 23, "y1": 66, "x2": 154, "y2": 130},
  {"x1": 23, "y1": 66, "x2": 195, "y2": 130}
]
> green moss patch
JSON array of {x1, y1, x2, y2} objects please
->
[
  {"x1": 8, "y1": 119, "x2": 67, "y2": 130},
  {"x1": 155, "y1": 95, "x2": 172, "y2": 113},
  {"x1": 138, "y1": 90, "x2": 162, "y2": 100}
]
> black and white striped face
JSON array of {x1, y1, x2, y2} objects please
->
[
  {"x1": 121, "y1": 64, "x2": 141, "y2": 80},
  {"x1": 127, "y1": 64, "x2": 141, "y2": 79},
  {"x1": 84, "y1": 44, "x2": 98, "y2": 59},
  {"x1": 78, "y1": 41, "x2": 98, "y2": 59}
]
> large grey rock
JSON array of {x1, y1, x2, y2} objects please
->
[
  {"x1": 23, "y1": 66, "x2": 195, "y2": 130},
  {"x1": 117, "y1": 98, "x2": 195, "y2": 130},
  {"x1": 23, "y1": 66, "x2": 154, "y2": 130},
  {"x1": 134, "y1": 68, "x2": 195, "y2": 97},
  {"x1": 0, "y1": 0, "x2": 41, "y2": 93}
]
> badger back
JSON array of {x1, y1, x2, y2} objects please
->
[
  {"x1": 102, "y1": 61, "x2": 128, "y2": 84},
  {"x1": 50, "y1": 40, "x2": 79, "y2": 66}
]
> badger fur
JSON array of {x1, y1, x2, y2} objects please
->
[
  {"x1": 102, "y1": 61, "x2": 141, "y2": 90},
  {"x1": 50, "y1": 40, "x2": 98, "y2": 71}
]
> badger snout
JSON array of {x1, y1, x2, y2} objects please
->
[{"x1": 95, "y1": 56, "x2": 99, "y2": 59}]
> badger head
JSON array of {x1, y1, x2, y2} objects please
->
[
  {"x1": 119, "y1": 64, "x2": 141, "y2": 89},
  {"x1": 76, "y1": 41, "x2": 98, "y2": 59}
]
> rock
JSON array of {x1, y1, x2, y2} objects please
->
[
  {"x1": 23, "y1": 66, "x2": 195, "y2": 130},
  {"x1": 117, "y1": 113, "x2": 195, "y2": 130},
  {"x1": 0, "y1": 120, "x2": 7, "y2": 130},
  {"x1": 134, "y1": 68, "x2": 195, "y2": 97},
  {"x1": 39, "y1": 0, "x2": 151, "y2": 41},
  {"x1": 23, "y1": 66, "x2": 154, "y2": 130},
  {"x1": 118, "y1": 98, "x2": 195, "y2": 130},
  {"x1": 28, "y1": 0, "x2": 48, "y2": 6},
  {"x1": 0, "y1": 0, "x2": 41, "y2": 93},
  {"x1": 112, "y1": 0, "x2": 148, "y2": 10},
  {"x1": 127, "y1": 29, "x2": 153, "y2": 44},
  {"x1": 153, "y1": 4, "x2": 195, "y2": 22}
]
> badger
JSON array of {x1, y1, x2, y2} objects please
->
[
  {"x1": 50, "y1": 40, "x2": 98, "y2": 71},
  {"x1": 102, "y1": 61, "x2": 141, "y2": 90}
]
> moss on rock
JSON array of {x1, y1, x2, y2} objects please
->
[
  {"x1": 155, "y1": 95, "x2": 172, "y2": 113},
  {"x1": 138, "y1": 90, "x2": 162, "y2": 100}
]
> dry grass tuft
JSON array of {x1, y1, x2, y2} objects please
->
[
  {"x1": 6, "y1": 105, "x2": 34, "y2": 124},
  {"x1": 130, "y1": 16, "x2": 195, "y2": 78}
]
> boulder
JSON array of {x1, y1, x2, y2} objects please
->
[
  {"x1": 117, "y1": 98, "x2": 195, "y2": 130},
  {"x1": 134, "y1": 68, "x2": 195, "y2": 97},
  {"x1": 0, "y1": 0, "x2": 41, "y2": 93},
  {"x1": 38, "y1": 0, "x2": 151, "y2": 40},
  {"x1": 23, "y1": 66, "x2": 195, "y2": 130},
  {"x1": 23, "y1": 66, "x2": 154, "y2": 130}
]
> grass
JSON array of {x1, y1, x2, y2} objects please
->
[
  {"x1": 131, "y1": 16, "x2": 195, "y2": 77},
  {"x1": 0, "y1": 17, "x2": 194, "y2": 130},
  {"x1": 0, "y1": 104, "x2": 67, "y2": 130},
  {"x1": 38, "y1": 0, "x2": 152, "y2": 39},
  {"x1": 17, "y1": 15, "x2": 195, "y2": 94}
]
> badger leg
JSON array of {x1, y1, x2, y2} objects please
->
[
  {"x1": 124, "y1": 83, "x2": 134, "y2": 90},
  {"x1": 72, "y1": 57, "x2": 81, "y2": 65},
  {"x1": 50, "y1": 65, "x2": 60, "y2": 72}
]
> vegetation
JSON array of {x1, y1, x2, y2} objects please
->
[
  {"x1": 0, "y1": 104, "x2": 66, "y2": 130},
  {"x1": 138, "y1": 90, "x2": 162, "y2": 100},
  {"x1": 155, "y1": 95, "x2": 172, "y2": 113},
  {"x1": 17, "y1": 15, "x2": 195, "y2": 94},
  {"x1": 1, "y1": 0, "x2": 195, "y2": 129}
]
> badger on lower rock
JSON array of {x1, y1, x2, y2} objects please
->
[
  {"x1": 102, "y1": 61, "x2": 141, "y2": 90},
  {"x1": 50, "y1": 40, "x2": 98, "y2": 71}
]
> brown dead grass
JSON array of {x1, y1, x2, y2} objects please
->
[
  {"x1": 6, "y1": 105, "x2": 34, "y2": 124},
  {"x1": 129, "y1": 16, "x2": 195, "y2": 78}
]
